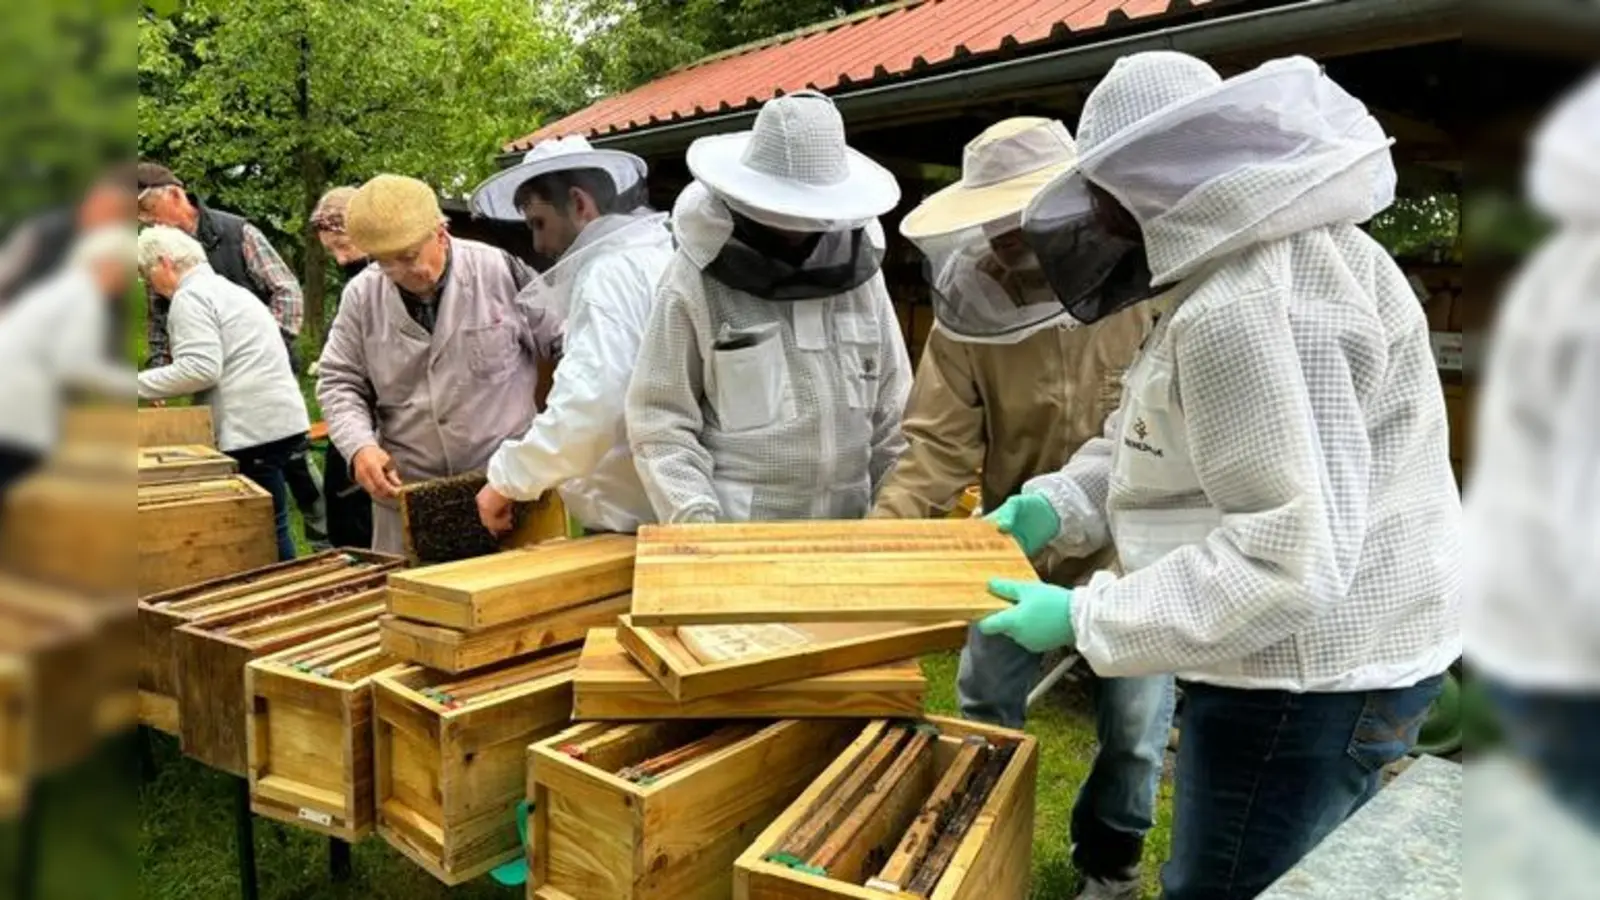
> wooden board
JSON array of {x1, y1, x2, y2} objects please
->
[
  {"x1": 617, "y1": 615, "x2": 966, "y2": 702},
  {"x1": 733, "y1": 717, "x2": 1037, "y2": 900},
  {"x1": 138, "y1": 444, "x2": 237, "y2": 485},
  {"x1": 387, "y1": 534, "x2": 635, "y2": 630},
  {"x1": 528, "y1": 719, "x2": 862, "y2": 900},
  {"x1": 137, "y1": 406, "x2": 216, "y2": 447},
  {"x1": 379, "y1": 593, "x2": 629, "y2": 674},
  {"x1": 373, "y1": 649, "x2": 577, "y2": 886},
  {"x1": 629, "y1": 521, "x2": 1034, "y2": 626},
  {"x1": 138, "y1": 475, "x2": 277, "y2": 596},
  {"x1": 246, "y1": 625, "x2": 407, "y2": 841},
  {"x1": 0, "y1": 469, "x2": 138, "y2": 597},
  {"x1": 573, "y1": 629, "x2": 924, "y2": 721}
]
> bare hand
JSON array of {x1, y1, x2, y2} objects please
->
[
  {"x1": 352, "y1": 445, "x2": 403, "y2": 500},
  {"x1": 476, "y1": 484, "x2": 516, "y2": 536}
]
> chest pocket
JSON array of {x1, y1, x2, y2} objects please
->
[
  {"x1": 1113, "y1": 352, "x2": 1201, "y2": 493},
  {"x1": 711, "y1": 323, "x2": 789, "y2": 433},
  {"x1": 463, "y1": 322, "x2": 517, "y2": 380},
  {"x1": 835, "y1": 311, "x2": 881, "y2": 410}
]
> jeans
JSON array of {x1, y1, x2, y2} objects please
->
[
  {"x1": 957, "y1": 623, "x2": 1176, "y2": 881},
  {"x1": 322, "y1": 442, "x2": 373, "y2": 550},
  {"x1": 228, "y1": 433, "x2": 305, "y2": 562},
  {"x1": 1161, "y1": 675, "x2": 1444, "y2": 900},
  {"x1": 1485, "y1": 682, "x2": 1600, "y2": 830}
]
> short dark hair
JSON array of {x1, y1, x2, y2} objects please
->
[
  {"x1": 513, "y1": 168, "x2": 620, "y2": 216},
  {"x1": 136, "y1": 161, "x2": 183, "y2": 192}
]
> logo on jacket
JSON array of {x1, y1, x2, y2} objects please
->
[{"x1": 1124, "y1": 417, "x2": 1164, "y2": 457}]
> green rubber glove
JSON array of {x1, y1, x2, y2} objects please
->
[
  {"x1": 984, "y1": 493, "x2": 1061, "y2": 557},
  {"x1": 979, "y1": 578, "x2": 1077, "y2": 654}
]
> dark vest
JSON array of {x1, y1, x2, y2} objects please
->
[{"x1": 194, "y1": 203, "x2": 273, "y2": 306}]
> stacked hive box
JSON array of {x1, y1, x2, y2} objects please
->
[{"x1": 372, "y1": 535, "x2": 636, "y2": 883}]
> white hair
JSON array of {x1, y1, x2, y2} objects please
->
[
  {"x1": 136, "y1": 225, "x2": 207, "y2": 275},
  {"x1": 70, "y1": 225, "x2": 137, "y2": 269}
]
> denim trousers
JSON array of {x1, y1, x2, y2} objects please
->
[
  {"x1": 227, "y1": 433, "x2": 306, "y2": 562},
  {"x1": 1161, "y1": 675, "x2": 1444, "y2": 900},
  {"x1": 1485, "y1": 681, "x2": 1600, "y2": 831},
  {"x1": 957, "y1": 623, "x2": 1176, "y2": 881}
]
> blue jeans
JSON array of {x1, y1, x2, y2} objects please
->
[
  {"x1": 1486, "y1": 682, "x2": 1600, "y2": 830},
  {"x1": 958, "y1": 623, "x2": 1176, "y2": 881},
  {"x1": 1162, "y1": 675, "x2": 1444, "y2": 900},
  {"x1": 228, "y1": 434, "x2": 304, "y2": 562}
]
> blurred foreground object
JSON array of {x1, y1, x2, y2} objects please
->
[{"x1": 1465, "y1": 67, "x2": 1600, "y2": 828}]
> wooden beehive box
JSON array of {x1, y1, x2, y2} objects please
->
[
  {"x1": 138, "y1": 550, "x2": 404, "y2": 735},
  {"x1": 0, "y1": 469, "x2": 136, "y2": 597},
  {"x1": 386, "y1": 534, "x2": 635, "y2": 631},
  {"x1": 630, "y1": 521, "x2": 1035, "y2": 626},
  {"x1": 173, "y1": 578, "x2": 391, "y2": 776},
  {"x1": 139, "y1": 475, "x2": 277, "y2": 596},
  {"x1": 527, "y1": 718, "x2": 863, "y2": 900},
  {"x1": 138, "y1": 444, "x2": 237, "y2": 485},
  {"x1": 0, "y1": 654, "x2": 26, "y2": 819},
  {"x1": 137, "y1": 405, "x2": 216, "y2": 447},
  {"x1": 734, "y1": 717, "x2": 1037, "y2": 900},
  {"x1": 380, "y1": 593, "x2": 630, "y2": 675},
  {"x1": 373, "y1": 649, "x2": 578, "y2": 885},
  {"x1": 616, "y1": 616, "x2": 964, "y2": 702},
  {"x1": 576, "y1": 629, "x2": 925, "y2": 721},
  {"x1": 246, "y1": 622, "x2": 408, "y2": 841}
]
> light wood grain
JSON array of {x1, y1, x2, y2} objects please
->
[
  {"x1": 630, "y1": 521, "x2": 1033, "y2": 626},
  {"x1": 574, "y1": 630, "x2": 923, "y2": 721},
  {"x1": 380, "y1": 593, "x2": 629, "y2": 674},
  {"x1": 136, "y1": 406, "x2": 215, "y2": 447},
  {"x1": 388, "y1": 535, "x2": 635, "y2": 630},
  {"x1": 137, "y1": 444, "x2": 237, "y2": 485},
  {"x1": 616, "y1": 616, "x2": 966, "y2": 702}
]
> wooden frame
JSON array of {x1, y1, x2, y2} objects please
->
[
  {"x1": 173, "y1": 582, "x2": 390, "y2": 776},
  {"x1": 137, "y1": 444, "x2": 237, "y2": 485},
  {"x1": 246, "y1": 624, "x2": 407, "y2": 841},
  {"x1": 138, "y1": 550, "x2": 403, "y2": 735},
  {"x1": 629, "y1": 521, "x2": 1034, "y2": 625},
  {"x1": 373, "y1": 650, "x2": 577, "y2": 886},
  {"x1": 139, "y1": 475, "x2": 277, "y2": 596},
  {"x1": 379, "y1": 593, "x2": 630, "y2": 674},
  {"x1": 527, "y1": 718, "x2": 863, "y2": 900},
  {"x1": 574, "y1": 629, "x2": 925, "y2": 721},
  {"x1": 137, "y1": 406, "x2": 216, "y2": 447},
  {"x1": 616, "y1": 615, "x2": 966, "y2": 701},
  {"x1": 733, "y1": 717, "x2": 1037, "y2": 900},
  {"x1": 0, "y1": 469, "x2": 139, "y2": 597},
  {"x1": 398, "y1": 474, "x2": 572, "y2": 565},
  {"x1": 386, "y1": 534, "x2": 635, "y2": 631},
  {"x1": 0, "y1": 655, "x2": 27, "y2": 820}
]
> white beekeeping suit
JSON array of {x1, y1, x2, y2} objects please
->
[
  {"x1": 484, "y1": 212, "x2": 675, "y2": 533},
  {"x1": 627, "y1": 92, "x2": 912, "y2": 523},
  {"x1": 1018, "y1": 53, "x2": 1461, "y2": 690},
  {"x1": 1466, "y1": 72, "x2": 1600, "y2": 689}
]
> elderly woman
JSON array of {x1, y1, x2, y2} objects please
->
[{"x1": 311, "y1": 186, "x2": 370, "y2": 276}]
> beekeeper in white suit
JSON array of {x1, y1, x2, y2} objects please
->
[
  {"x1": 468, "y1": 137, "x2": 675, "y2": 535},
  {"x1": 626, "y1": 91, "x2": 912, "y2": 523},
  {"x1": 1467, "y1": 72, "x2": 1600, "y2": 830},
  {"x1": 977, "y1": 52, "x2": 1462, "y2": 897}
]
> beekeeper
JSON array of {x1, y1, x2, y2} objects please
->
[
  {"x1": 1467, "y1": 72, "x2": 1600, "y2": 829},
  {"x1": 467, "y1": 137, "x2": 673, "y2": 535},
  {"x1": 316, "y1": 174, "x2": 561, "y2": 554},
  {"x1": 869, "y1": 117, "x2": 1166, "y2": 900},
  {"x1": 978, "y1": 52, "x2": 1461, "y2": 898},
  {"x1": 626, "y1": 92, "x2": 912, "y2": 523}
]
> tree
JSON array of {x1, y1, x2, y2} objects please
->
[
  {"x1": 558, "y1": 0, "x2": 895, "y2": 96},
  {"x1": 139, "y1": 0, "x2": 588, "y2": 346}
]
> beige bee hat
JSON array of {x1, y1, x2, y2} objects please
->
[
  {"x1": 346, "y1": 175, "x2": 443, "y2": 257},
  {"x1": 900, "y1": 117, "x2": 1079, "y2": 240}
]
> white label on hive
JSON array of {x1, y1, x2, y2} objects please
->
[{"x1": 298, "y1": 807, "x2": 334, "y2": 827}]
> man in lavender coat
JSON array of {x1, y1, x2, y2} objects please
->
[{"x1": 316, "y1": 174, "x2": 561, "y2": 553}]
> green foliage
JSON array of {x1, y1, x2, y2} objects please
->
[
  {"x1": 559, "y1": 0, "x2": 894, "y2": 95},
  {"x1": 1366, "y1": 192, "x2": 1460, "y2": 262},
  {"x1": 138, "y1": 0, "x2": 588, "y2": 339}
]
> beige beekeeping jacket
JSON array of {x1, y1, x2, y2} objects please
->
[{"x1": 872, "y1": 305, "x2": 1153, "y2": 585}]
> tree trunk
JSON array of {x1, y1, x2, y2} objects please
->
[{"x1": 296, "y1": 28, "x2": 327, "y2": 352}]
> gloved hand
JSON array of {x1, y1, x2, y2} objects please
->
[
  {"x1": 979, "y1": 578, "x2": 1077, "y2": 654},
  {"x1": 984, "y1": 493, "x2": 1061, "y2": 557}
]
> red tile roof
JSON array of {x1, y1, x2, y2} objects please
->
[{"x1": 506, "y1": 0, "x2": 1218, "y2": 151}]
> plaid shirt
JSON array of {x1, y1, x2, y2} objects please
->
[{"x1": 145, "y1": 223, "x2": 303, "y2": 366}]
